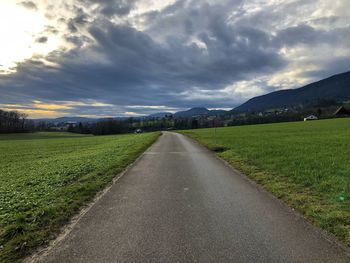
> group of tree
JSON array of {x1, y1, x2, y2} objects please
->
[
  {"x1": 67, "y1": 119, "x2": 131, "y2": 135},
  {"x1": 0, "y1": 109, "x2": 34, "y2": 133},
  {"x1": 67, "y1": 117, "x2": 177, "y2": 135}
]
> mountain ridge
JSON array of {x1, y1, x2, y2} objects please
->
[{"x1": 234, "y1": 71, "x2": 350, "y2": 112}]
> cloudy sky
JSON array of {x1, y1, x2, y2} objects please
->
[{"x1": 0, "y1": 0, "x2": 349, "y2": 118}]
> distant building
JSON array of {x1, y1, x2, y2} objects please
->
[
  {"x1": 65, "y1": 121, "x2": 78, "y2": 126},
  {"x1": 304, "y1": 115, "x2": 318, "y2": 121},
  {"x1": 333, "y1": 106, "x2": 350, "y2": 118}
]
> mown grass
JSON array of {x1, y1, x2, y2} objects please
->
[
  {"x1": 0, "y1": 132, "x2": 160, "y2": 262},
  {"x1": 180, "y1": 118, "x2": 350, "y2": 246}
]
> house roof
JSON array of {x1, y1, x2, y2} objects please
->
[{"x1": 304, "y1": 115, "x2": 318, "y2": 120}]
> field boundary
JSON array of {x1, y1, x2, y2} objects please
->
[
  {"x1": 24, "y1": 133, "x2": 161, "y2": 263},
  {"x1": 180, "y1": 132, "x2": 350, "y2": 254}
]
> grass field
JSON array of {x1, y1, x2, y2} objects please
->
[
  {"x1": 0, "y1": 132, "x2": 159, "y2": 262},
  {"x1": 180, "y1": 118, "x2": 350, "y2": 246}
]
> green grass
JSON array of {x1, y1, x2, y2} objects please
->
[
  {"x1": 0, "y1": 132, "x2": 160, "y2": 262},
  {"x1": 0, "y1": 132, "x2": 89, "y2": 141},
  {"x1": 180, "y1": 118, "x2": 350, "y2": 246}
]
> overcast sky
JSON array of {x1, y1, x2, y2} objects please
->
[{"x1": 0, "y1": 0, "x2": 349, "y2": 118}]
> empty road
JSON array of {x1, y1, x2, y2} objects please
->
[{"x1": 38, "y1": 132, "x2": 349, "y2": 263}]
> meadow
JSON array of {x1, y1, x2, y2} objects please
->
[
  {"x1": 180, "y1": 118, "x2": 350, "y2": 246},
  {"x1": 0, "y1": 132, "x2": 159, "y2": 262}
]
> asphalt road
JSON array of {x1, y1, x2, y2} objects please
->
[{"x1": 38, "y1": 132, "x2": 349, "y2": 263}]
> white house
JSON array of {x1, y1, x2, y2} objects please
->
[{"x1": 303, "y1": 115, "x2": 318, "y2": 121}]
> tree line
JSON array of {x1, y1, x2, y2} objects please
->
[
  {"x1": 0, "y1": 109, "x2": 34, "y2": 133},
  {"x1": 67, "y1": 118, "x2": 175, "y2": 135}
]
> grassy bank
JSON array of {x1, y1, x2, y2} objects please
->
[
  {"x1": 180, "y1": 118, "x2": 350, "y2": 246},
  {"x1": 0, "y1": 132, "x2": 160, "y2": 262}
]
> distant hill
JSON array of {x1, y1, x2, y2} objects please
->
[
  {"x1": 173, "y1": 107, "x2": 229, "y2": 118},
  {"x1": 148, "y1": 112, "x2": 173, "y2": 118},
  {"x1": 33, "y1": 117, "x2": 99, "y2": 123},
  {"x1": 173, "y1": 107, "x2": 227, "y2": 118},
  {"x1": 235, "y1": 71, "x2": 350, "y2": 112},
  {"x1": 174, "y1": 107, "x2": 210, "y2": 118}
]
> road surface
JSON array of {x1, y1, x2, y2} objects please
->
[{"x1": 38, "y1": 132, "x2": 349, "y2": 263}]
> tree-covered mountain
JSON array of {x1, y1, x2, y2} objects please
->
[
  {"x1": 174, "y1": 107, "x2": 228, "y2": 118},
  {"x1": 174, "y1": 107, "x2": 210, "y2": 118},
  {"x1": 235, "y1": 71, "x2": 350, "y2": 112}
]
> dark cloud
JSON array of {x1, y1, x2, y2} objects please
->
[
  {"x1": 80, "y1": 0, "x2": 137, "y2": 17},
  {"x1": 19, "y1": 1, "x2": 37, "y2": 11},
  {"x1": 36, "y1": 36, "x2": 48, "y2": 43},
  {"x1": 44, "y1": 26, "x2": 59, "y2": 34},
  {"x1": 275, "y1": 25, "x2": 319, "y2": 46},
  {"x1": 66, "y1": 6, "x2": 90, "y2": 33}
]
